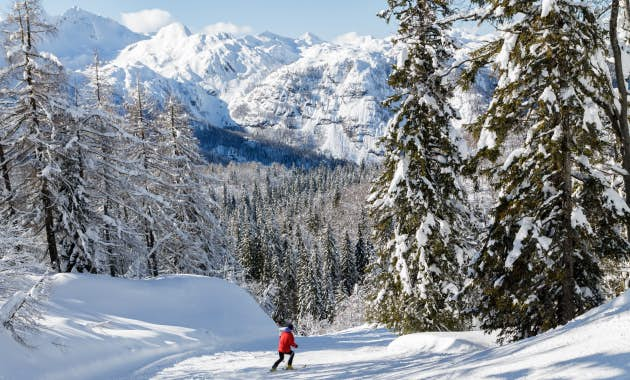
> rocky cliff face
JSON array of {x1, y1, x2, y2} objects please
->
[{"x1": 229, "y1": 36, "x2": 395, "y2": 163}]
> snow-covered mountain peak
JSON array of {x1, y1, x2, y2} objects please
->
[
  {"x1": 155, "y1": 22, "x2": 192, "y2": 40},
  {"x1": 205, "y1": 31, "x2": 234, "y2": 41},
  {"x1": 297, "y1": 32, "x2": 324, "y2": 46},
  {"x1": 40, "y1": 7, "x2": 146, "y2": 69}
]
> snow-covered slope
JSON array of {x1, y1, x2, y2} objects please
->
[
  {"x1": 151, "y1": 291, "x2": 630, "y2": 379},
  {"x1": 0, "y1": 274, "x2": 276, "y2": 380},
  {"x1": 421, "y1": 290, "x2": 630, "y2": 379},
  {"x1": 2, "y1": 274, "x2": 629, "y2": 379}
]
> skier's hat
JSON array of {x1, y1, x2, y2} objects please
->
[{"x1": 287, "y1": 323, "x2": 294, "y2": 331}]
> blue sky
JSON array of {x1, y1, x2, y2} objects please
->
[{"x1": 0, "y1": 0, "x2": 401, "y2": 40}]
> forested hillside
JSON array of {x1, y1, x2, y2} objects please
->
[{"x1": 211, "y1": 162, "x2": 376, "y2": 333}]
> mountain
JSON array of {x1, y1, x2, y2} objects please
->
[
  {"x1": 40, "y1": 7, "x2": 147, "y2": 70},
  {"x1": 229, "y1": 35, "x2": 394, "y2": 163},
  {"x1": 8, "y1": 8, "x2": 494, "y2": 165}
]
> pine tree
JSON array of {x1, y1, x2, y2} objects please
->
[
  {"x1": 608, "y1": 0, "x2": 630, "y2": 234},
  {"x1": 54, "y1": 108, "x2": 97, "y2": 273},
  {"x1": 124, "y1": 80, "x2": 190, "y2": 276},
  {"x1": 156, "y1": 95, "x2": 228, "y2": 275},
  {"x1": 367, "y1": 0, "x2": 471, "y2": 333},
  {"x1": 465, "y1": 0, "x2": 630, "y2": 342},
  {"x1": 321, "y1": 224, "x2": 339, "y2": 321},
  {"x1": 78, "y1": 53, "x2": 136, "y2": 276},
  {"x1": 238, "y1": 216, "x2": 262, "y2": 282},
  {"x1": 0, "y1": 0, "x2": 67, "y2": 271},
  {"x1": 339, "y1": 231, "x2": 358, "y2": 295},
  {"x1": 273, "y1": 237, "x2": 298, "y2": 324},
  {"x1": 297, "y1": 229, "x2": 316, "y2": 321},
  {"x1": 354, "y1": 213, "x2": 370, "y2": 280}
]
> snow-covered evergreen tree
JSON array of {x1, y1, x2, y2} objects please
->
[
  {"x1": 367, "y1": 0, "x2": 471, "y2": 333},
  {"x1": 339, "y1": 231, "x2": 358, "y2": 295},
  {"x1": 465, "y1": 0, "x2": 630, "y2": 342},
  {"x1": 0, "y1": 0, "x2": 68, "y2": 271},
  {"x1": 272, "y1": 237, "x2": 298, "y2": 324},
  {"x1": 156, "y1": 95, "x2": 228, "y2": 275},
  {"x1": 77, "y1": 54, "x2": 139, "y2": 276},
  {"x1": 320, "y1": 223, "x2": 339, "y2": 320},
  {"x1": 297, "y1": 229, "x2": 317, "y2": 321},
  {"x1": 355, "y1": 214, "x2": 370, "y2": 281}
]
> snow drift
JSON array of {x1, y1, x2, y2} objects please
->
[
  {"x1": 0, "y1": 274, "x2": 276, "y2": 380},
  {"x1": 416, "y1": 290, "x2": 630, "y2": 379},
  {"x1": 386, "y1": 331, "x2": 496, "y2": 356}
]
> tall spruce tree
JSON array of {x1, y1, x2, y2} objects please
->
[
  {"x1": 367, "y1": 0, "x2": 471, "y2": 333},
  {"x1": 296, "y1": 229, "x2": 317, "y2": 321},
  {"x1": 465, "y1": 0, "x2": 630, "y2": 342},
  {"x1": 355, "y1": 213, "x2": 370, "y2": 280},
  {"x1": 339, "y1": 231, "x2": 358, "y2": 295},
  {"x1": 321, "y1": 224, "x2": 339, "y2": 321}
]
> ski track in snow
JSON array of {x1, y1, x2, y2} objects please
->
[
  {"x1": 147, "y1": 328, "x2": 406, "y2": 380},
  {"x1": 145, "y1": 316, "x2": 630, "y2": 380},
  {"x1": 145, "y1": 328, "x2": 502, "y2": 380}
]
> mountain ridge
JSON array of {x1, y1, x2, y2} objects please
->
[{"x1": 6, "y1": 7, "x2": 494, "y2": 165}]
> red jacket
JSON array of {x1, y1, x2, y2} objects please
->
[{"x1": 278, "y1": 330, "x2": 297, "y2": 353}]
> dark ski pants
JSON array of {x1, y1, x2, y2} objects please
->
[{"x1": 272, "y1": 350, "x2": 294, "y2": 369}]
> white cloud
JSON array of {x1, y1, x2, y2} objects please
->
[
  {"x1": 334, "y1": 32, "x2": 370, "y2": 45},
  {"x1": 121, "y1": 9, "x2": 175, "y2": 34},
  {"x1": 333, "y1": 32, "x2": 385, "y2": 50},
  {"x1": 201, "y1": 22, "x2": 254, "y2": 37}
]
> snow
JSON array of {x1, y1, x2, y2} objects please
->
[
  {"x1": 540, "y1": 85, "x2": 557, "y2": 105},
  {"x1": 386, "y1": 331, "x2": 496, "y2": 356},
  {"x1": 0, "y1": 274, "x2": 276, "y2": 380},
  {"x1": 541, "y1": 0, "x2": 557, "y2": 18},
  {"x1": 583, "y1": 100, "x2": 604, "y2": 131},
  {"x1": 477, "y1": 125, "x2": 497, "y2": 150},
  {"x1": 505, "y1": 217, "x2": 533, "y2": 269},
  {"x1": 603, "y1": 187, "x2": 630, "y2": 216},
  {"x1": 151, "y1": 291, "x2": 630, "y2": 379},
  {"x1": 3, "y1": 274, "x2": 630, "y2": 379},
  {"x1": 502, "y1": 147, "x2": 525, "y2": 170},
  {"x1": 496, "y1": 32, "x2": 518, "y2": 71},
  {"x1": 40, "y1": 7, "x2": 147, "y2": 70},
  {"x1": 571, "y1": 206, "x2": 593, "y2": 233}
]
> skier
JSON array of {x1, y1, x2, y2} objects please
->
[{"x1": 271, "y1": 323, "x2": 298, "y2": 371}]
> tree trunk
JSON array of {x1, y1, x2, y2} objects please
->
[
  {"x1": 42, "y1": 178, "x2": 60, "y2": 272},
  {"x1": 104, "y1": 200, "x2": 117, "y2": 277},
  {"x1": 560, "y1": 115, "x2": 575, "y2": 325},
  {"x1": 146, "y1": 226, "x2": 158, "y2": 277},
  {"x1": 610, "y1": 0, "x2": 630, "y2": 235},
  {"x1": 0, "y1": 144, "x2": 11, "y2": 193}
]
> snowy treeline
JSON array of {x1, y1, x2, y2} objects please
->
[
  {"x1": 368, "y1": 0, "x2": 630, "y2": 344},
  {"x1": 0, "y1": 0, "x2": 229, "y2": 278},
  {"x1": 213, "y1": 162, "x2": 375, "y2": 334}
]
